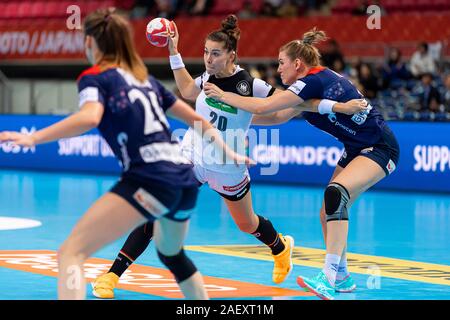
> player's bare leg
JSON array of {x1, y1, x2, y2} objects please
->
[
  {"x1": 224, "y1": 191, "x2": 294, "y2": 284},
  {"x1": 58, "y1": 193, "x2": 146, "y2": 300}
]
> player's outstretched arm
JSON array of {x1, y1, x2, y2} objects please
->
[
  {"x1": 294, "y1": 98, "x2": 368, "y2": 115},
  {"x1": 0, "y1": 102, "x2": 104, "y2": 147},
  {"x1": 204, "y1": 82, "x2": 301, "y2": 114},
  {"x1": 205, "y1": 82, "x2": 368, "y2": 116},
  {"x1": 251, "y1": 97, "x2": 369, "y2": 125}
]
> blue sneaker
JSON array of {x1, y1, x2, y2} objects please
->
[
  {"x1": 335, "y1": 274, "x2": 356, "y2": 293},
  {"x1": 297, "y1": 271, "x2": 335, "y2": 300}
]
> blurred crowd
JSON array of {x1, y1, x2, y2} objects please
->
[
  {"x1": 245, "y1": 40, "x2": 450, "y2": 121},
  {"x1": 123, "y1": 0, "x2": 397, "y2": 19},
  {"x1": 122, "y1": 0, "x2": 333, "y2": 20},
  {"x1": 118, "y1": 0, "x2": 450, "y2": 121}
]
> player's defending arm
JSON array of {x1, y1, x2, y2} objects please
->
[
  {"x1": 250, "y1": 88, "x2": 367, "y2": 125},
  {"x1": 204, "y1": 82, "x2": 368, "y2": 117},
  {"x1": 251, "y1": 88, "x2": 311, "y2": 124},
  {"x1": 205, "y1": 82, "x2": 299, "y2": 114}
]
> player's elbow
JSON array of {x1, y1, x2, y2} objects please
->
[
  {"x1": 179, "y1": 90, "x2": 193, "y2": 100},
  {"x1": 79, "y1": 102, "x2": 104, "y2": 128},
  {"x1": 82, "y1": 112, "x2": 102, "y2": 128},
  {"x1": 179, "y1": 84, "x2": 198, "y2": 101},
  {"x1": 92, "y1": 117, "x2": 102, "y2": 127},
  {"x1": 187, "y1": 113, "x2": 206, "y2": 129},
  {"x1": 85, "y1": 116, "x2": 101, "y2": 128}
]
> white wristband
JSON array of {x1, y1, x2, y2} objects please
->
[
  {"x1": 318, "y1": 99, "x2": 336, "y2": 114},
  {"x1": 169, "y1": 53, "x2": 185, "y2": 70}
]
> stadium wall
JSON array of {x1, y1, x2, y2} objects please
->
[{"x1": 1, "y1": 14, "x2": 449, "y2": 63}]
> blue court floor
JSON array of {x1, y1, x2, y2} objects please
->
[{"x1": 0, "y1": 169, "x2": 449, "y2": 300}]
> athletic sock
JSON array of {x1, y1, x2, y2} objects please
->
[
  {"x1": 251, "y1": 215, "x2": 285, "y2": 255},
  {"x1": 110, "y1": 252, "x2": 134, "y2": 277},
  {"x1": 109, "y1": 222, "x2": 154, "y2": 277},
  {"x1": 336, "y1": 250, "x2": 350, "y2": 281},
  {"x1": 323, "y1": 253, "x2": 341, "y2": 287}
]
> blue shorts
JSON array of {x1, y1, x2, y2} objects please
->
[
  {"x1": 338, "y1": 125, "x2": 400, "y2": 176},
  {"x1": 110, "y1": 176, "x2": 198, "y2": 222}
]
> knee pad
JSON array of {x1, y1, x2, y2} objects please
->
[
  {"x1": 157, "y1": 249, "x2": 197, "y2": 283},
  {"x1": 324, "y1": 182, "x2": 350, "y2": 222}
]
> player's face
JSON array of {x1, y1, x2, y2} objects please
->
[
  {"x1": 277, "y1": 51, "x2": 298, "y2": 85},
  {"x1": 204, "y1": 40, "x2": 234, "y2": 75}
]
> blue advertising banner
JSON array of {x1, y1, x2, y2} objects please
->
[
  {"x1": 0, "y1": 115, "x2": 121, "y2": 174},
  {"x1": 0, "y1": 115, "x2": 449, "y2": 192},
  {"x1": 249, "y1": 121, "x2": 450, "y2": 193}
]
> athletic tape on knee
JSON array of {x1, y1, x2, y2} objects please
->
[
  {"x1": 324, "y1": 182, "x2": 350, "y2": 222},
  {"x1": 157, "y1": 249, "x2": 197, "y2": 283}
]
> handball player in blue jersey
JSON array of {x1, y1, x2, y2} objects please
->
[
  {"x1": 205, "y1": 28, "x2": 400, "y2": 300},
  {"x1": 0, "y1": 9, "x2": 252, "y2": 300}
]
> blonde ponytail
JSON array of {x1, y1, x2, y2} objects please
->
[{"x1": 280, "y1": 27, "x2": 328, "y2": 66}]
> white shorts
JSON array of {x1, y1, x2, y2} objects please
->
[{"x1": 193, "y1": 165, "x2": 251, "y2": 200}]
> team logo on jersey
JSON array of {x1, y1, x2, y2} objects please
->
[
  {"x1": 328, "y1": 113, "x2": 337, "y2": 123},
  {"x1": 351, "y1": 104, "x2": 372, "y2": 125},
  {"x1": 117, "y1": 132, "x2": 130, "y2": 170},
  {"x1": 327, "y1": 113, "x2": 357, "y2": 136},
  {"x1": 360, "y1": 147, "x2": 374, "y2": 154},
  {"x1": 236, "y1": 80, "x2": 250, "y2": 96},
  {"x1": 288, "y1": 80, "x2": 306, "y2": 95},
  {"x1": 386, "y1": 159, "x2": 396, "y2": 174},
  {"x1": 205, "y1": 97, "x2": 237, "y2": 114},
  {"x1": 133, "y1": 188, "x2": 169, "y2": 218}
]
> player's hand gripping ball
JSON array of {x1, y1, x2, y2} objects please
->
[{"x1": 146, "y1": 17, "x2": 174, "y2": 47}]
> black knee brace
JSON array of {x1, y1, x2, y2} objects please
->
[
  {"x1": 324, "y1": 182, "x2": 350, "y2": 222},
  {"x1": 157, "y1": 249, "x2": 197, "y2": 283}
]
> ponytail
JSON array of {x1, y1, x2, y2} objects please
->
[
  {"x1": 206, "y1": 14, "x2": 241, "y2": 62},
  {"x1": 280, "y1": 27, "x2": 328, "y2": 66},
  {"x1": 83, "y1": 8, "x2": 148, "y2": 82}
]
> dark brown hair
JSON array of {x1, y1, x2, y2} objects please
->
[
  {"x1": 83, "y1": 8, "x2": 148, "y2": 81},
  {"x1": 206, "y1": 14, "x2": 241, "y2": 62},
  {"x1": 279, "y1": 27, "x2": 327, "y2": 66}
]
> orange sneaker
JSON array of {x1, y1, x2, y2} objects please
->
[
  {"x1": 272, "y1": 234, "x2": 294, "y2": 284},
  {"x1": 91, "y1": 272, "x2": 119, "y2": 299}
]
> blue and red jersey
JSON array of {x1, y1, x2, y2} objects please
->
[
  {"x1": 77, "y1": 66, "x2": 197, "y2": 187},
  {"x1": 287, "y1": 67, "x2": 386, "y2": 149}
]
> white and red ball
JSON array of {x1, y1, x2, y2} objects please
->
[{"x1": 146, "y1": 17, "x2": 174, "y2": 47}]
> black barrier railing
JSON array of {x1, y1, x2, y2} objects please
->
[{"x1": 0, "y1": 69, "x2": 12, "y2": 114}]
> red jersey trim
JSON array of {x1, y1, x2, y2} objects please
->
[
  {"x1": 77, "y1": 65, "x2": 102, "y2": 82},
  {"x1": 307, "y1": 66, "x2": 326, "y2": 75}
]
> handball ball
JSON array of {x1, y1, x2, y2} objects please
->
[{"x1": 146, "y1": 17, "x2": 174, "y2": 47}]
